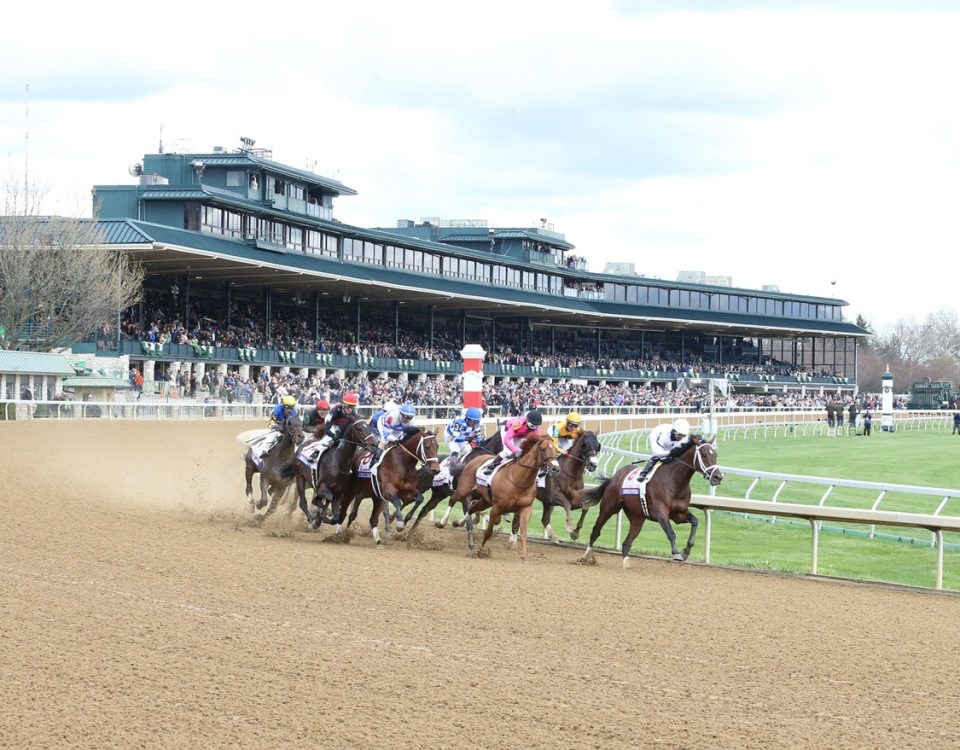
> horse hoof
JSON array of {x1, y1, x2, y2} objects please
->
[
  {"x1": 672, "y1": 553, "x2": 684, "y2": 561},
  {"x1": 434, "y1": 521, "x2": 445, "y2": 529},
  {"x1": 681, "y1": 549, "x2": 691, "y2": 561},
  {"x1": 622, "y1": 557, "x2": 631, "y2": 569},
  {"x1": 395, "y1": 520, "x2": 405, "y2": 531},
  {"x1": 569, "y1": 531, "x2": 579, "y2": 541}
]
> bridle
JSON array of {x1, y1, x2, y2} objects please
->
[
  {"x1": 505, "y1": 438, "x2": 559, "y2": 489},
  {"x1": 675, "y1": 440, "x2": 722, "y2": 483},
  {"x1": 394, "y1": 431, "x2": 441, "y2": 469}
]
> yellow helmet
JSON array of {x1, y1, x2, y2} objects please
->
[
  {"x1": 566, "y1": 412, "x2": 582, "y2": 426},
  {"x1": 281, "y1": 395, "x2": 297, "y2": 408}
]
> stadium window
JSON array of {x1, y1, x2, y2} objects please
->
[
  {"x1": 201, "y1": 206, "x2": 223, "y2": 234},
  {"x1": 226, "y1": 170, "x2": 244, "y2": 187},
  {"x1": 678, "y1": 290, "x2": 690, "y2": 308},
  {"x1": 286, "y1": 226, "x2": 303, "y2": 251},
  {"x1": 224, "y1": 211, "x2": 242, "y2": 238},
  {"x1": 290, "y1": 184, "x2": 306, "y2": 201},
  {"x1": 306, "y1": 230, "x2": 323, "y2": 254},
  {"x1": 536, "y1": 273, "x2": 549, "y2": 292}
]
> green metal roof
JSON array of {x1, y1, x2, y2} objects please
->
[
  {"x1": 186, "y1": 154, "x2": 358, "y2": 196},
  {"x1": 0, "y1": 351, "x2": 76, "y2": 375}
]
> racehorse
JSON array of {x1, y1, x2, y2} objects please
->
[
  {"x1": 242, "y1": 413, "x2": 306, "y2": 517},
  {"x1": 292, "y1": 418, "x2": 374, "y2": 530},
  {"x1": 338, "y1": 426, "x2": 441, "y2": 546},
  {"x1": 403, "y1": 430, "x2": 503, "y2": 531},
  {"x1": 451, "y1": 434, "x2": 560, "y2": 562},
  {"x1": 580, "y1": 435, "x2": 722, "y2": 568},
  {"x1": 533, "y1": 430, "x2": 601, "y2": 542}
]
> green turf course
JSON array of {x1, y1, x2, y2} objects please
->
[{"x1": 579, "y1": 427, "x2": 960, "y2": 590}]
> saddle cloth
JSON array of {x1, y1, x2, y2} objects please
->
[
  {"x1": 250, "y1": 433, "x2": 280, "y2": 468},
  {"x1": 433, "y1": 456, "x2": 456, "y2": 487},
  {"x1": 296, "y1": 438, "x2": 323, "y2": 470},
  {"x1": 622, "y1": 462, "x2": 661, "y2": 497},
  {"x1": 356, "y1": 451, "x2": 376, "y2": 479},
  {"x1": 476, "y1": 457, "x2": 508, "y2": 488}
]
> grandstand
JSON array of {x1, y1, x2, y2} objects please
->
[{"x1": 64, "y1": 137, "x2": 867, "y2": 399}]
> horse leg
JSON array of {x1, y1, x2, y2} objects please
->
[
  {"x1": 541, "y1": 503, "x2": 557, "y2": 542},
  {"x1": 570, "y1": 506, "x2": 589, "y2": 542},
  {"x1": 479, "y1": 507, "x2": 501, "y2": 552},
  {"x1": 256, "y1": 472, "x2": 271, "y2": 512},
  {"x1": 403, "y1": 492, "x2": 424, "y2": 525},
  {"x1": 369, "y1": 498, "x2": 385, "y2": 548},
  {"x1": 680, "y1": 511, "x2": 699, "y2": 561},
  {"x1": 518, "y1": 504, "x2": 534, "y2": 563},
  {"x1": 621, "y1": 512, "x2": 646, "y2": 569},
  {"x1": 391, "y1": 494, "x2": 405, "y2": 531},
  {"x1": 296, "y1": 473, "x2": 319, "y2": 529},
  {"x1": 412, "y1": 492, "x2": 444, "y2": 531},
  {"x1": 244, "y1": 460, "x2": 256, "y2": 511},
  {"x1": 582, "y1": 496, "x2": 620, "y2": 560},
  {"x1": 509, "y1": 513, "x2": 519, "y2": 547},
  {"x1": 654, "y1": 511, "x2": 682, "y2": 560}
]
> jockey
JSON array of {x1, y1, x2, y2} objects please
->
[
  {"x1": 269, "y1": 395, "x2": 298, "y2": 431},
  {"x1": 369, "y1": 399, "x2": 398, "y2": 437},
  {"x1": 445, "y1": 407, "x2": 483, "y2": 464},
  {"x1": 635, "y1": 417, "x2": 691, "y2": 483},
  {"x1": 316, "y1": 392, "x2": 360, "y2": 451},
  {"x1": 309, "y1": 399, "x2": 331, "y2": 438},
  {"x1": 549, "y1": 411, "x2": 583, "y2": 454},
  {"x1": 376, "y1": 402, "x2": 417, "y2": 453},
  {"x1": 486, "y1": 409, "x2": 542, "y2": 472}
]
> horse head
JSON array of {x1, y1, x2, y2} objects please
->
[
  {"x1": 344, "y1": 418, "x2": 374, "y2": 448},
  {"x1": 401, "y1": 426, "x2": 441, "y2": 474},
  {"x1": 690, "y1": 434, "x2": 723, "y2": 487},
  {"x1": 284, "y1": 413, "x2": 305, "y2": 446},
  {"x1": 519, "y1": 434, "x2": 560, "y2": 476},
  {"x1": 577, "y1": 431, "x2": 601, "y2": 472}
]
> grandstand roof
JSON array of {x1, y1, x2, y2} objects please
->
[
  {"x1": 108, "y1": 220, "x2": 865, "y2": 338},
  {"x1": 0, "y1": 351, "x2": 76, "y2": 375}
]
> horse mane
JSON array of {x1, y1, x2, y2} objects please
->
[
  {"x1": 518, "y1": 434, "x2": 543, "y2": 453},
  {"x1": 401, "y1": 424, "x2": 422, "y2": 440}
]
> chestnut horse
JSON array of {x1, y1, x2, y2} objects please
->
[
  {"x1": 580, "y1": 435, "x2": 722, "y2": 568},
  {"x1": 452, "y1": 434, "x2": 560, "y2": 562},
  {"x1": 403, "y1": 430, "x2": 503, "y2": 531},
  {"x1": 338, "y1": 426, "x2": 441, "y2": 546},
  {"x1": 242, "y1": 413, "x2": 305, "y2": 517},
  {"x1": 293, "y1": 418, "x2": 374, "y2": 530}
]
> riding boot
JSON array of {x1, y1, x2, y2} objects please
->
[
  {"x1": 637, "y1": 457, "x2": 656, "y2": 482},
  {"x1": 486, "y1": 454, "x2": 505, "y2": 475}
]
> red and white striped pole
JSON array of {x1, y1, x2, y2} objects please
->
[{"x1": 460, "y1": 344, "x2": 486, "y2": 411}]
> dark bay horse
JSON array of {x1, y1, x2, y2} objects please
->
[
  {"x1": 580, "y1": 435, "x2": 722, "y2": 568},
  {"x1": 242, "y1": 413, "x2": 305, "y2": 517},
  {"x1": 535, "y1": 430, "x2": 601, "y2": 542},
  {"x1": 452, "y1": 435, "x2": 560, "y2": 562},
  {"x1": 403, "y1": 430, "x2": 503, "y2": 531},
  {"x1": 293, "y1": 418, "x2": 374, "y2": 530},
  {"x1": 338, "y1": 426, "x2": 441, "y2": 546}
]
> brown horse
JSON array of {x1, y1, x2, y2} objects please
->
[
  {"x1": 338, "y1": 426, "x2": 441, "y2": 546},
  {"x1": 292, "y1": 418, "x2": 374, "y2": 530},
  {"x1": 242, "y1": 413, "x2": 305, "y2": 517},
  {"x1": 403, "y1": 430, "x2": 503, "y2": 531},
  {"x1": 452, "y1": 434, "x2": 560, "y2": 562},
  {"x1": 580, "y1": 435, "x2": 722, "y2": 568},
  {"x1": 535, "y1": 430, "x2": 601, "y2": 542}
]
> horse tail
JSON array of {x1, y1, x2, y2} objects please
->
[{"x1": 582, "y1": 477, "x2": 611, "y2": 509}]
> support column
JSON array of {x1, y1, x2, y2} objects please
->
[
  {"x1": 394, "y1": 301, "x2": 400, "y2": 346},
  {"x1": 460, "y1": 344, "x2": 486, "y2": 411}
]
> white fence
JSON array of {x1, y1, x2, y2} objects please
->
[{"x1": 595, "y1": 438, "x2": 960, "y2": 590}]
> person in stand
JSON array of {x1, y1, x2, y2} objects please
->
[
  {"x1": 549, "y1": 411, "x2": 583, "y2": 455},
  {"x1": 444, "y1": 407, "x2": 484, "y2": 467},
  {"x1": 953, "y1": 411, "x2": 960, "y2": 435},
  {"x1": 375, "y1": 403, "x2": 417, "y2": 455},
  {"x1": 316, "y1": 392, "x2": 359, "y2": 452},
  {"x1": 862, "y1": 410, "x2": 872, "y2": 436},
  {"x1": 634, "y1": 417, "x2": 691, "y2": 483},
  {"x1": 486, "y1": 410, "x2": 543, "y2": 472},
  {"x1": 826, "y1": 401, "x2": 836, "y2": 433},
  {"x1": 848, "y1": 402, "x2": 858, "y2": 436}
]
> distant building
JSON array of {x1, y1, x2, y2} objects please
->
[
  {"x1": 678, "y1": 270, "x2": 733, "y2": 287},
  {"x1": 603, "y1": 262, "x2": 636, "y2": 276},
  {"x1": 762, "y1": 284, "x2": 781, "y2": 293}
]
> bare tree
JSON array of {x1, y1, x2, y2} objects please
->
[{"x1": 0, "y1": 179, "x2": 143, "y2": 351}]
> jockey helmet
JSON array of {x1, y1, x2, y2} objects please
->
[
  {"x1": 464, "y1": 406, "x2": 483, "y2": 422},
  {"x1": 672, "y1": 417, "x2": 691, "y2": 437},
  {"x1": 566, "y1": 411, "x2": 582, "y2": 427},
  {"x1": 342, "y1": 393, "x2": 359, "y2": 407},
  {"x1": 316, "y1": 399, "x2": 330, "y2": 411},
  {"x1": 525, "y1": 410, "x2": 543, "y2": 427},
  {"x1": 399, "y1": 403, "x2": 417, "y2": 420},
  {"x1": 281, "y1": 395, "x2": 297, "y2": 408}
]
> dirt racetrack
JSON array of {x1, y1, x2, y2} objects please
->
[{"x1": 2, "y1": 420, "x2": 959, "y2": 749}]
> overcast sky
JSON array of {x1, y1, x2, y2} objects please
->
[{"x1": 3, "y1": 0, "x2": 959, "y2": 331}]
